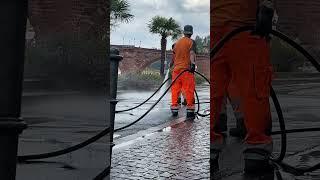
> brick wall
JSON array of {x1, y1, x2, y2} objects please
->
[
  {"x1": 113, "y1": 45, "x2": 210, "y2": 77},
  {"x1": 28, "y1": 0, "x2": 108, "y2": 44}
]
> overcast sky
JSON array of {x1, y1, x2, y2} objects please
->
[{"x1": 110, "y1": 0, "x2": 209, "y2": 50}]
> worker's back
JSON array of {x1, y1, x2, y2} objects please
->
[
  {"x1": 173, "y1": 37, "x2": 194, "y2": 71},
  {"x1": 211, "y1": 0, "x2": 258, "y2": 28}
]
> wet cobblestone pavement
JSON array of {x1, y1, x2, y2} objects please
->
[
  {"x1": 111, "y1": 116, "x2": 210, "y2": 179},
  {"x1": 111, "y1": 77, "x2": 320, "y2": 180},
  {"x1": 15, "y1": 74, "x2": 320, "y2": 179}
]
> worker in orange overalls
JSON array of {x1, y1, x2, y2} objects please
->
[
  {"x1": 170, "y1": 43, "x2": 187, "y2": 106},
  {"x1": 171, "y1": 25, "x2": 197, "y2": 119},
  {"x1": 210, "y1": 0, "x2": 275, "y2": 174}
]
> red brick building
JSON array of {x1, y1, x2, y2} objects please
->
[{"x1": 28, "y1": 0, "x2": 108, "y2": 45}]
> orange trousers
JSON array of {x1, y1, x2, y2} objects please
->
[
  {"x1": 210, "y1": 26, "x2": 273, "y2": 147},
  {"x1": 171, "y1": 69, "x2": 195, "y2": 110}
]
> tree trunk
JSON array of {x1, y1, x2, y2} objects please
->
[{"x1": 160, "y1": 36, "x2": 167, "y2": 77}]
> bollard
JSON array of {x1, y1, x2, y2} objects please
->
[
  {"x1": 110, "y1": 48, "x2": 122, "y2": 99},
  {"x1": 0, "y1": 1, "x2": 28, "y2": 179},
  {"x1": 108, "y1": 48, "x2": 123, "y2": 175}
]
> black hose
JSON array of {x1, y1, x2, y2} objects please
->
[
  {"x1": 210, "y1": 26, "x2": 254, "y2": 60},
  {"x1": 270, "y1": 27, "x2": 320, "y2": 174},
  {"x1": 115, "y1": 77, "x2": 171, "y2": 113},
  {"x1": 271, "y1": 30, "x2": 320, "y2": 72},
  {"x1": 93, "y1": 166, "x2": 110, "y2": 180},
  {"x1": 194, "y1": 71, "x2": 211, "y2": 117},
  {"x1": 210, "y1": 25, "x2": 320, "y2": 174},
  {"x1": 17, "y1": 69, "x2": 198, "y2": 163},
  {"x1": 114, "y1": 70, "x2": 189, "y2": 132},
  {"x1": 195, "y1": 90, "x2": 209, "y2": 117},
  {"x1": 94, "y1": 70, "x2": 193, "y2": 179},
  {"x1": 272, "y1": 127, "x2": 320, "y2": 135},
  {"x1": 17, "y1": 26, "x2": 320, "y2": 178},
  {"x1": 270, "y1": 87, "x2": 287, "y2": 162},
  {"x1": 18, "y1": 127, "x2": 110, "y2": 162},
  {"x1": 116, "y1": 70, "x2": 210, "y2": 114}
]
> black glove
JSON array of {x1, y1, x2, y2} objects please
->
[
  {"x1": 189, "y1": 63, "x2": 196, "y2": 73},
  {"x1": 253, "y1": 0, "x2": 274, "y2": 39}
]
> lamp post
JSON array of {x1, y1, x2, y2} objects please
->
[
  {"x1": 0, "y1": 1, "x2": 28, "y2": 179},
  {"x1": 108, "y1": 48, "x2": 123, "y2": 174}
]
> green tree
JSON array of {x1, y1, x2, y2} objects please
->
[
  {"x1": 148, "y1": 16, "x2": 182, "y2": 77},
  {"x1": 111, "y1": 0, "x2": 134, "y2": 27},
  {"x1": 194, "y1": 35, "x2": 210, "y2": 53}
]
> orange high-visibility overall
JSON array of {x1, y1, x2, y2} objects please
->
[
  {"x1": 171, "y1": 37, "x2": 196, "y2": 111},
  {"x1": 210, "y1": 0, "x2": 273, "y2": 150}
]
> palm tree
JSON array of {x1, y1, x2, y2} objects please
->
[
  {"x1": 111, "y1": 0, "x2": 134, "y2": 27},
  {"x1": 148, "y1": 16, "x2": 182, "y2": 77}
]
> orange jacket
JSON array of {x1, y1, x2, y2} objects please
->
[
  {"x1": 172, "y1": 37, "x2": 196, "y2": 71},
  {"x1": 211, "y1": 0, "x2": 259, "y2": 28}
]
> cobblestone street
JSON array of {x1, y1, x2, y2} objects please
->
[
  {"x1": 15, "y1": 75, "x2": 320, "y2": 179},
  {"x1": 111, "y1": 116, "x2": 210, "y2": 179}
]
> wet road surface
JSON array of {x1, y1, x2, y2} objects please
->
[{"x1": 16, "y1": 73, "x2": 320, "y2": 179}]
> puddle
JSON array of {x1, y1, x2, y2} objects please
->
[
  {"x1": 113, "y1": 132, "x2": 156, "y2": 150},
  {"x1": 160, "y1": 127, "x2": 172, "y2": 132}
]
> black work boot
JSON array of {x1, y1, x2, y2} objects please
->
[
  {"x1": 229, "y1": 118, "x2": 247, "y2": 138},
  {"x1": 171, "y1": 107, "x2": 179, "y2": 117},
  {"x1": 186, "y1": 109, "x2": 195, "y2": 119},
  {"x1": 243, "y1": 148, "x2": 273, "y2": 175},
  {"x1": 172, "y1": 111, "x2": 178, "y2": 117}
]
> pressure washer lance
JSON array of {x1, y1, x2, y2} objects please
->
[{"x1": 17, "y1": 27, "x2": 320, "y2": 179}]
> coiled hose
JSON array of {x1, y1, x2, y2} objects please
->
[
  {"x1": 18, "y1": 26, "x2": 320, "y2": 179},
  {"x1": 17, "y1": 69, "x2": 203, "y2": 161}
]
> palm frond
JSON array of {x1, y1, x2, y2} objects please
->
[
  {"x1": 148, "y1": 16, "x2": 182, "y2": 39},
  {"x1": 111, "y1": 0, "x2": 134, "y2": 25}
]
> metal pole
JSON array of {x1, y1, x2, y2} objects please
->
[
  {"x1": 0, "y1": 1, "x2": 28, "y2": 179},
  {"x1": 109, "y1": 48, "x2": 123, "y2": 174}
]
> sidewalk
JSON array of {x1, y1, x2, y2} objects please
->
[
  {"x1": 111, "y1": 116, "x2": 210, "y2": 179},
  {"x1": 16, "y1": 115, "x2": 110, "y2": 180},
  {"x1": 17, "y1": 93, "x2": 111, "y2": 180}
]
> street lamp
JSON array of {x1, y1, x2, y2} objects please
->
[{"x1": 0, "y1": 1, "x2": 28, "y2": 179}]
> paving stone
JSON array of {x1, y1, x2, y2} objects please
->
[
  {"x1": 160, "y1": 172, "x2": 173, "y2": 178},
  {"x1": 111, "y1": 117, "x2": 210, "y2": 179}
]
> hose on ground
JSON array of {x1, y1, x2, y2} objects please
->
[
  {"x1": 115, "y1": 71, "x2": 210, "y2": 114},
  {"x1": 115, "y1": 77, "x2": 171, "y2": 113},
  {"x1": 18, "y1": 127, "x2": 110, "y2": 162},
  {"x1": 18, "y1": 26, "x2": 320, "y2": 178},
  {"x1": 114, "y1": 69, "x2": 190, "y2": 132},
  {"x1": 17, "y1": 69, "x2": 204, "y2": 162}
]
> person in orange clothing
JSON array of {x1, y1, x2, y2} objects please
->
[
  {"x1": 170, "y1": 43, "x2": 187, "y2": 106},
  {"x1": 171, "y1": 25, "x2": 197, "y2": 119},
  {"x1": 210, "y1": 0, "x2": 275, "y2": 174}
]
